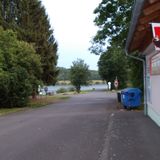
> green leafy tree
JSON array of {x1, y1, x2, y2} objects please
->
[
  {"x1": 70, "y1": 59, "x2": 90, "y2": 93},
  {"x1": 98, "y1": 46, "x2": 128, "y2": 88},
  {"x1": 128, "y1": 53, "x2": 143, "y2": 90},
  {"x1": 57, "y1": 67, "x2": 70, "y2": 81},
  {"x1": 90, "y1": 0, "x2": 133, "y2": 54},
  {"x1": 17, "y1": 0, "x2": 59, "y2": 84},
  {"x1": 57, "y1": 67, "x2": 101, "y2": 81},
  {"x1": 89, "y1": 70, "x2": 101, "y2": 80},
  {"x1": 0, "y1": 27, "x2": 42, "y2": 107},
  {"x1": 0, "y1": 0, "x2": 58, "y2": 85},
  {"x1": 90, "y1": 0, "x2": 143, "y2": 89}
]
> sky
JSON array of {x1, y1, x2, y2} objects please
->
[{"x1": 41, "y1": 0, "x2": 101, "y2": 70}]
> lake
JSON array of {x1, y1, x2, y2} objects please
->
[{"x1": 42, "y1": 84, "x2": 108, "y2": 94}]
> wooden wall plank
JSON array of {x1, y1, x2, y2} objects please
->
[{"x1": 143, "y1": 2, "x2": 160, "y2": 15}]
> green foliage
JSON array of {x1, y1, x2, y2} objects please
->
[
  {"x1": 0, "y1": 27, "x2": 42, "y2": 107},
  {"x1": 91, "y1": 0, "x2": 143, "y2": 90},
  {"x1": 90, "y1": 0, "x2": 134, "y2": 54},
  {"x1": 57, "y1": 67, "x2": 101, "y2": 81},
  {"x1": 98, "y1": 46, "x2": 128, "y2": 89},
  {"x1": 57, "y1": 67, "x2": 70, "y2": 81},
  {"x1": 89, "y1": 70, "x2": 101, "y2": 80},
  {"x1": 68, "y1": 87, "x2": 75, "y2": 92},
  {"x1": 56, "y1": 86, "x2": 75, "y2": 94},
  {"x1": 0, "y1": 0, "x2": 58, "y2": 85},
  {"x1": 70, "y1": 59, "x2": 90, "y2": 93},
  {"x1": 128, "y1": 53, "x2": 143, "y2": 90},
  {"x1": 56, "y1": 88, "x2": 68, "y2": 94}
]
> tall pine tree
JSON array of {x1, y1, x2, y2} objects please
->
[{"x1": 0, "y1": 0, "x2": 58, "y2": 85}]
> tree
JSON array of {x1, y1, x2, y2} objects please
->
[
  {"x1": 57, "y1": 67, "x2": 70, "y2": 81},
  {"x1": 90, "y1": 0, "x2": 143, "y2": 89},
  {"x1": 98, "y1": 46, "x2": 128, "y2": 88},
  {"x1": 0, "y1": 27, "x2": 42, "y2": 107},
  {"x1": 89, "y1": 70, "x2": 101, "y2": 80},
  {"x1": 70, "y1": 59, "x2": 90, "y2": 93},
  {"x1": 128, "y1": 53, "x2": 143, "y2": 90},
  {"x1": 0, "y1": 0, "x2": 59, "y2": 85},
  {"x1": 17, "y1": 0, "x2": 59, "y2": 84},
  {"x1": 90, "y1": 0, "x2": 134, "y2": 54}
]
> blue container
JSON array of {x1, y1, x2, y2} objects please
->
[{"x1": 121, "y1": 88, "x2": 142, "y2": 109}]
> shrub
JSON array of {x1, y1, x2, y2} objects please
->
[
  {"x1": 0, "y1": 28, "x2": 42, "y2": 107},
  {"x1": 68, "y1": 87, "x2": 75, "y2": 92},
  {"x1": 56, "y1": 88, "x2": 67, "y2": 94}
]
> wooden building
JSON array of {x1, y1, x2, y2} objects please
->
[{"x1": 126, "y1": 0, "x2": 160, "y2": 126}]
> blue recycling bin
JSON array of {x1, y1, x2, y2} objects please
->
[{"x1": 121, "y1": 88, "x2": 142, "y2": 109}]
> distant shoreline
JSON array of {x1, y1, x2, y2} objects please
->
[{"x1": 56, "y1": 80, "x2": 106, "y2": 85}]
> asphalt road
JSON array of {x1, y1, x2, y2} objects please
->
[
  {"x1": 0, "y1": 91, "x2": 160, "y2": 160},
  {"x1": 0, "y1": 91, "x2": 117, "y2": 160}
]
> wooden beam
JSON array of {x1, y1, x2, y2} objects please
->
[
  {"x1": 137, "y1": 23, "x2": 150, "y2": 32},
  {"x1": 130, "y1": 42, "x2": 142, "y2": 52},
  {"x1": 137, "y1": 25, "x2": 146, "y2": 31},
  {"x1": 134, "y1": 31, "x2": 146, "y2": 39},
  {"x1": 139, "y1": 31, "x2": 153, "y2": 52},
  {"x1": 132, "y1": 36, "x2": 144, "y2": 43},
  {"x1": 129, "y1": 46, "x2": 139, "y2": 52},
  {"x1": 129, "y1": 35, "x2": 145, "y2": 51},
  {"x1": 129, "y1": 29, "x2": 151, "y2": 52},
  {"x1": 148, "y1": 0, "x2": 159, "y2": 4},
  {"x1": 139, "y1": 11, "x2": 160, "y2": 24},
  {"x1": 143, "y1": 2, "x2": 160, "y2": 15}
]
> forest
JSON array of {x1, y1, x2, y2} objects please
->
[{"x1": 57, "y1": 67, "x2": 101, "y2": 81}]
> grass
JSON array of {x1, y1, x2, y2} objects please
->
[
  {"x1": 0, "y1": 90, "x2": 95, "y2": 116},
  {"x1": 28, "y1": 95, "x2": 70, "y2": 108},
  {"x1": 0, "y1": 108, "x2": 27, "y2": 116},
  {"x1": 80, "y1": 90, "x2": 90, "y2": 94},
  {"x1": 0, "y1": 95, "x2": 70, "y2": 116}
]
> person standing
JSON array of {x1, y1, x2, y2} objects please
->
[{"x1": 108, "y1": 82, "x2": 111, "y2": 90}]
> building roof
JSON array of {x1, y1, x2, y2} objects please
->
[{"x1": 126, "y1": 0, "x2": 160, "y2": 53}]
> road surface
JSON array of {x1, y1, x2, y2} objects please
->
[{"x1": 0, "y1": 91, "x2": 160, "y2": 160}]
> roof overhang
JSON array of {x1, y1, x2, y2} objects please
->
[{"x1": 126, "y1": 0, "x2": 160, "y2": 53}]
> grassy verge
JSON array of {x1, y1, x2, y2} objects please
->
[
  {"x1": 0, "y1": 108, "x2": 27, "y2": 116},
  {"x1": 0, "y1": 91, "x2": 91, "y2": 116},
  {"x1": 28, "y1": 95, "x2": 70, "y2": 108},
  {"x1": 0, "y1": 95, "x2": 70, "y2": 116}
]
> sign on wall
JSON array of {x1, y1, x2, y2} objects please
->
[{"x1": 151, "y1": 23, "x2": 160, "y2": 50}]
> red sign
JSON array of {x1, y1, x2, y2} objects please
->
[
  {"x1": 114, "y1": 80, "x2": 118, "y2": 88},
  {"x1": 151, "y1": 23, "x2": 160, "y2": 50}
]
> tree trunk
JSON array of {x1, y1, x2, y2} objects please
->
[
  {"x1": 76, "y1": 85, "x2": 81, "y2": 93},
  {"x1": 32, "y1": 89, "x2": 37, "y2": 99}
]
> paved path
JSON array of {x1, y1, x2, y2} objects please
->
[{"x1": 0, "y1": 91, "x2": 160, "y2": 160}]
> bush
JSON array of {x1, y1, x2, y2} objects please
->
[
  {"x1": 0, "y1": 28, "x2": 42, "y2": 107},
  {"x1": 68, "y1": 87, "x2": 75, "y2": 92},
  {"x1": 0, "y1": 69, "x2": 32, "y2": 107},
  {"x1": 56, "y1": 88, "x2": 67, "y2": 94}
]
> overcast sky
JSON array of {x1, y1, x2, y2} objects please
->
[{"x1": 41, "y1": 0, "x2": 101, "y2": 70}]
